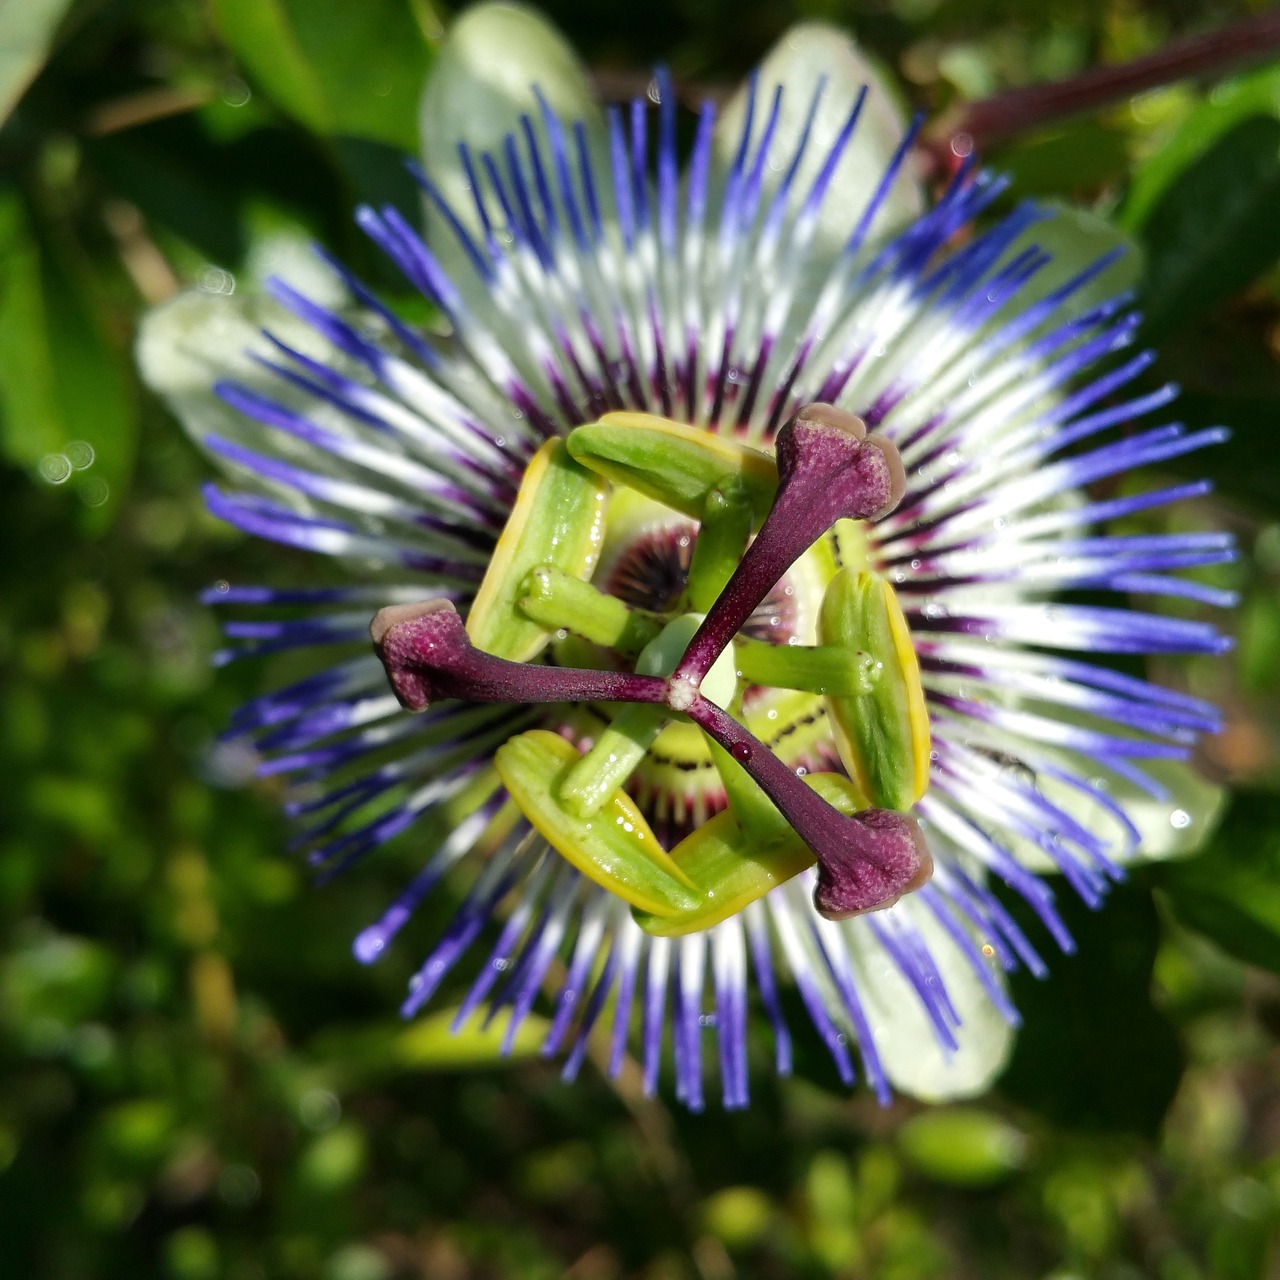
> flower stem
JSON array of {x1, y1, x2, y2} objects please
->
[{"x1": 933, "y1": 9, "x2": 1280, "y2": 156}]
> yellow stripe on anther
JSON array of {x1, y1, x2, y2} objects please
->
[
  {"x1": 495, "y1": 730, "x2": 702, "y2": 918},
  {"x1": 466, "y1": 440, "x2": 608, "y2": 662},
  {"x1": 818, "y1": 568, "x2": 931, "y2": 810},
  {"x1": 632, "y1": 772, "x2": 868, "y2": 936}
]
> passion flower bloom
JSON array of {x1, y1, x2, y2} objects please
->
[{"x1": 139, "y1": 7, "x2": 1234, "y2": 1107}]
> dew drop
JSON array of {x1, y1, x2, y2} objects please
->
[
  {"x1": 38, "y1": 453, "x2": 71, "y2": 484},
  {"x1": 731, "y1": 742, "x2": 752, "y2": 763},
  {"x1": 1170, "y1": 808, "x2": 1191, "y2": 830}
]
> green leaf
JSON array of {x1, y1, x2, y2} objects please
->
[
  {"x1": 394, "y1": 1007, "x2": 548, "y2": 1069},
  {"x1": 1001, "y1": 201, "x2": 1142, "y2": 317},
  {"x1": 211, "y1": 0, "x2": 434, "y2": 149},
  {"x1": 992, "y1": 121, "x2": 1129, "y2": 197},
  {"x1": 897, "y1": 1108, "x2": 1028, "y2": 1188},
  {"x1": 1121, "y1": 63, "x2": 1280, "y2": 232},
  {"x1": 998, "y1": 883, "x2": 1183, "y2": 1137},
  {"x1": 1156, "y1": 792, "x2": 1280, "y2": 973},
  {"x1": 1134, "y1": 115, "x2": 1280, "y2": 340},
  {"x1": 0, "y1": 192, "x2": 137, "y2": 531},
  {"x1": 1166, "y1": 391, "x2": 1280, "y2": 510},
  {"x1": 85, "y1": 116, "x2": 246, "y2": 266},
  {"x1": 0, "y1": 0, "x2": 75, "y2": 127}
]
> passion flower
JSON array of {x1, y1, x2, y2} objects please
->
[{"x1": 138, "y1": 7, "x2": 1234, "y2": 1108}]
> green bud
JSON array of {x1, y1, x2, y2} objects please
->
[
  {"x1": 494, "y1": 729, "x2": 702, "y2": 917},
  {"x1": 567, "y1": 413, "x2": 777, "y2": 524},
  {"x1": 467, "y1": 440, "x2": 608, "y2": 661},
  {"x1": 633, "y1": 772, "x2": 868, "y2": 936},
  {"x1": 898, "y1": 1108, "x2": 1028, "y2": 1188},
  {"x1": 818, "y1": 568, "x2": 931, "y2": 810}
]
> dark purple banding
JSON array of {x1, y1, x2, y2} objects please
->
[{"x1": 673, "y1": 403, "x2": 906, "y2": 685}]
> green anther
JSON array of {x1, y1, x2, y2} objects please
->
[
  {"x1": 685, "y1": 487, "x2": 754, "y2": 612},
  {"x1": 466, "y1": 439, "x2": 608, "y2": 662},
  {"x1": 495, "y1": 729, "x2": 702, "y2": 917},
  {"x1": 818, "y1": 568, "x2": 932, "y2": 811},
  {"x1": 567, "y1": 413, "x2": 777, "y2": 525},
  {"x1": 633, "y1": 772, "x2": 869, "y2": 936},
  {"x1": 558, "y1": 703, "x2": 667, "y2": 818},
  {"x1": 733, "y1": 636, "x2": 881, "y2": 697},
  {"x1": 518, "y1": 565, "x2": 662, "y2": 657}
]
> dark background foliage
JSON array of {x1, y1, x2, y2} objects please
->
[{"x1": 3, "y1": 1, "x2": 1280, "y2": 1277}]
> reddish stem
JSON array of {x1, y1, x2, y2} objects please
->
[{"x1": 936, "y1": 10, "x2": 1280, "y2": 156}]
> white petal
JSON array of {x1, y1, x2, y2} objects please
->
[
  {"x1": 135, "y1": 269, "x2": 350, "y2": 462},
  {"x1": 846, "y1": 900, "x2": 1015, "y2": 1102},
  {"x1": 713, "y1": 22, "x2": 923, "y2": 256},
  {"x1": 418, "y1": 2, "x2": 606, "y2": 276},
  {"x1": 999, "y1": 201, "x2": 1143, "y2": 322}
]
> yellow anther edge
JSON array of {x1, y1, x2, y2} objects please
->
[
  {"x1": 632, "y1": 772, "x2": 869, "y2": 937},
  {"x1": 495, "y1": 729, "x2": 702, "y2": 917},
  {"x1": 819, "y1": 569, "x2": 931, "y2": 810},
  {"x1": 466, "y1": 439, "x2": 608, "y2": 662},
  {"x1": 883, "y1": 573, "x2": 932, "y2": 803}
]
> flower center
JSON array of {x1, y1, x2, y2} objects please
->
[{"x1": 371, "y1": 405, "x2": 935, "y2": 931}]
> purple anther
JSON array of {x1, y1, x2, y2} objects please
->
[
  {"x1": 371, "y1": 600, "x2": 668, "y2": 712},
  {"x1": 689, "y1": 694, "x2": 932, "y2": 917},
  {"x1": 673, "y1": 403, "x2": 906, "y2": 684}
]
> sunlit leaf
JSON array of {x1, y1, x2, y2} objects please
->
[
  {"x1": 898, "y1": 1108, "x2": 1028, "y2": 1188},
  {"x1": 0, "y1": 0, "x2": 74, "y2": 127},
  {"x1": 1157, "y1": 792, "x2": 1280, "y2": 974},
  {"x1": 1134, "y1": 115, "x2": 1280, "y2": 340},
  {"x1": 0, "y1": 192, "x2": 137, "y2": 531},
  {"x1": 1121, "y1": 63, "x2": 1280, "y2": 231},
  {"x1": 211, "y1": 0, "x2": 435, "y2": 148}
]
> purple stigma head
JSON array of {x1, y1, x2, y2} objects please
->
[{"x1": 811, "y1": 808, "x2": 934, "y2": 920}]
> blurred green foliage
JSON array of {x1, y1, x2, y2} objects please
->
[{"x1": 2, "y1": 0, "x2": 1280, "y2": 1277}]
